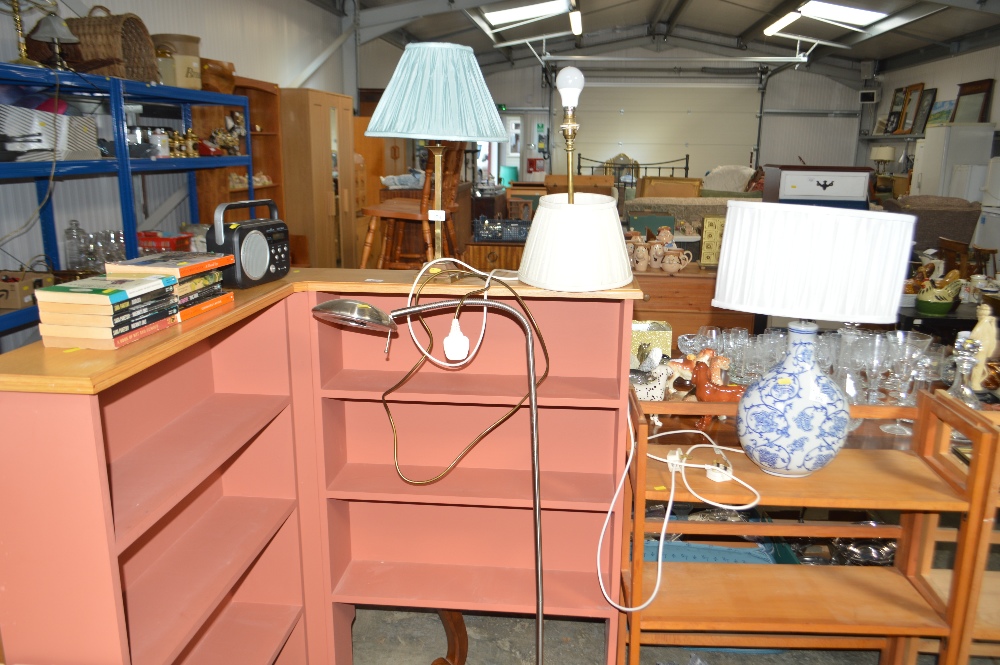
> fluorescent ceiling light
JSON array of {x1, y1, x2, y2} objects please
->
[
  {"x1": 485, "y1": 0, "x2": 570, "y2": 26},
  {"x1": 763, "y1": 12, "x2": 800, "y2": 36},
  {"x1": 798, "y1": 1, "x2": 886, "y2": 26},
  {"x1": 569, "y1": 10, "x2": 582, "y2": 35}
]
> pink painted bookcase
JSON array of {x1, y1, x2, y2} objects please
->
[{"x1": 0, "y1": 277, "x2": 636, "y2": 665}]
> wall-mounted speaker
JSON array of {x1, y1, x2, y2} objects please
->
[{"x1": 859, "y1": 89, "x2": 880, "y2": 104}]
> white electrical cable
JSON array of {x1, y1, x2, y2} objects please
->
[
  {"x1": 597, "y1": 420, "x2": 761, "y2": 612},
  {"x1": 403, "y1": 257, "x2": 518, "y2": 368}
]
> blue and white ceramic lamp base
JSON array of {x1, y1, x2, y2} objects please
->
[{"x1": 737, "y1": 321, "x2": 851, "y2": 478}]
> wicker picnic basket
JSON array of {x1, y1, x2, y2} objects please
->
[{"x1": 26, "y1": 6, "x2": 158, "y2": 83}]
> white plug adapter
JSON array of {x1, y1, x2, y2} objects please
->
[
  {"x1": 666, "y1": 448, "x2": 685, "y2": 473},
  {"x1": 443, "y1": 319, "x2": 471, "y2": 361},
  {"x1": 706, "y1": 459, "x2": 732, "y2": 482}
]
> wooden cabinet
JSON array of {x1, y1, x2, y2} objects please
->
[
  {"x1": 463, "y1": 242, "x2": 524, "y2": 271},
  {"x1": 472, "y1": 189, "x2": 507, "y2": 219},
  {"x1": 0, "y1": 297, "x2": 305, "y2": 664},
  {"x1": 619, "y1": 391, "x2": 1000, "y2": 664},
  {"x1": 280, "y1": 89, "x2": 357, "y2": 268},
  {"x1": 193, "y1": 76, "x2": 286, "y2": 224},
  {"x1": 633, "y1": 265, "x2": 755, "y2": 355}
]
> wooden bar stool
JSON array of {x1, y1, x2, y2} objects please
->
[
  {"x1": 360, "y1": 198, "x2": 432, "y2": 268},
  {"x1": 360, "y1": 141, "x2": 465, "y2": 269}
]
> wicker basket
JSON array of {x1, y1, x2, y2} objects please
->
[{"x1": 26, "y1": 6, "x2": 158, "y2": 83}]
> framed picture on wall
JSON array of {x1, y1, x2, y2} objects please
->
[
  {"x1": 509, "y1": 120, "x2": 521, "y2": 157},
  {"x1": 910, "y1": 88, "x2": 937, "y2": 136},
  {"x1": 951, "y1": 79, "x2": 995, "y2": 123}
]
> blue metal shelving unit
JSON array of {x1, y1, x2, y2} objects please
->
[{"x1": 0, "y1": 63, "x2": 253, "y2": 335}]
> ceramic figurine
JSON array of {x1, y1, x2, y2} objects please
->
[
  {"x1": 633, "y1": 244, "x2": 650, "y2": 272},
  {"x1": 970, "y1": 303, "x2": 997, "y2": 390},
  {"x1": 664, "y1": 355, "x2": 695, "y2": 394},
  {"x1": 648, "y1": 241, "x2": 665, "y2": 270},
  {"x1": 656, "y1": 227, "x2": 674, "y2": 245}
]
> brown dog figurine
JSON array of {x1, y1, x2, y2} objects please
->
[{"x1": 691, "y1": 360, "x2": 745, "y2": 429}]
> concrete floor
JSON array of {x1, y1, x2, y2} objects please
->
[{"x1": 352, "y1": 607, "x2": 1000, "y2": 665}]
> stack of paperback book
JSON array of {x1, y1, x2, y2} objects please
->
[
  {"x1": 36, "y1": 251, "x2": 237, "y2": 351},
  {"x1": 37, "y1": 274, "x2": 181, "y2": 350},
  {"x1": 104, "y1": 251, "x2": 235, "y2": 323}
]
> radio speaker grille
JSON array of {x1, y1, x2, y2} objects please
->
[{"x1": 241, "y1": 230, "x2": 270, "y2": 280}]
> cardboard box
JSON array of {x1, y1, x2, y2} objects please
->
[
  {"x1": 0, "y1": 106, "x2": 98, "y2": 160},
  {"x1": 0, "y1": 271, "x2": 55, "y2": 310}
]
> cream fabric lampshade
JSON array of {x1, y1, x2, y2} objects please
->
[
  {"x1": 869, "y1": 145, "x2": 895, "y2": 162},
  {"x1": 518, "y1": 193, "x2": 633, "y2": 292},
  {"x1": 712, "y1": 201, "x2": 916, "y2": 323}
]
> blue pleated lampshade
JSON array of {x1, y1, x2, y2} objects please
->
[{"x1": 365, "y1": 42, "x2": 508, "y2": 142}]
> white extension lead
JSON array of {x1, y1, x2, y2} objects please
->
[
  {"x1": 400, "y1": 258, "x2": 519, "y2": 367},
  {"x1": 597, "y1": 420, "x2": 761, "y2": 613}
]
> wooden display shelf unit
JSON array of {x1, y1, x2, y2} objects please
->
[
  {"x1": 619, "y1": 390, "x2": 999, "y2": 665},
  {"x1": 193, "y1": 76, "x2": 286, "y2": 225}
]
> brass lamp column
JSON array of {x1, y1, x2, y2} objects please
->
[
  {"x1": 427, "y1": 142, "x2": 447, "y2": 259},
  {"x1": 555, "y1": 67, "x2": 584, "y2": 203}
]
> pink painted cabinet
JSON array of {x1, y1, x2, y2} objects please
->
[
  {"x1": 288, "y1": 289, "x2": 634, "y2": 664},
  {"x1": 0, "y1": 280, "x2": 637, "y2": 665},
  {"x1": 0, "y1": 301, "x2": 307, "y2": 665}
]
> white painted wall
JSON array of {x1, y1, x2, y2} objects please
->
[
  {"x1": 483, "y1": 50, "x2": 761, "y2": 181},
  {"x1": 759, "y1": 68, "x2": 861, "y2": 167},
  {"x1": 0, "y1": 0, "x2": 345, "y2": 90}
]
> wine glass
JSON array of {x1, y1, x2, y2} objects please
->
[
  {"x1": 696, "y1": 326, "x2": 721, "y2": 352},
  {"x1": 880, "y1": 330, "x2": 933, "y2": 435},
  {"x1": 857, "y1": 332, "x2": 889, "y2": 404}
]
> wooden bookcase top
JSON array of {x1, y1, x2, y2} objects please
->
[{"x1": 0, "y1": 269, "x2": 642, "y2": 395}]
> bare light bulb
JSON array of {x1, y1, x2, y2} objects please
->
[{"x1": 556, "y1": 66, "x2": 584, "y2": 108}]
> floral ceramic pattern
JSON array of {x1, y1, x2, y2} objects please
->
[{"x1": 737, "y1": 323, "x2": 849, "y2": 477}]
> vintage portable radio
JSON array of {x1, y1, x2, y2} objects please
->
[{"x1": 206, "y1": 199, "x2": 290, "y2": 288}]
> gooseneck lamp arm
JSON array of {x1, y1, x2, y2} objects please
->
[
  {"x1": 312, "y1": 296, "x2": 545, "y2": 665},
  {"x1": 390, "y1": 298, "x2": 544, "y2": 664}
]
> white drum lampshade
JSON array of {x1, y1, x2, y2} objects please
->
[
  {"x1": 712, "y1": 201, "x2": 916, "y2": 324},
  {"x1": 517, "y1": 193, "x2": 633, "y2": 292}
]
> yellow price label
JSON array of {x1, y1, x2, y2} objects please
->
[{"x1": 778, "y1": 377, "x2": 792, "y2": 385}]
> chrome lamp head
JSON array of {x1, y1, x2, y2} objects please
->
[{"x1": 312, "y1": 299, "x2": 397, "y2": 332}]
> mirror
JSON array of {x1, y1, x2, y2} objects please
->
[
  {"x1": 951, "y1": 79, "x2": 994, "y2": 123},
  {"x1": 330, "y1": 107, "x2": 341, "y2": 265},
  {"x1": 895, "y1": 83, "x2": 924, "y2": 135}
]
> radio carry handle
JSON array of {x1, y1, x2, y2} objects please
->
[{"x1": 212, "y1": 199, "x2": 280, "y2": 243}]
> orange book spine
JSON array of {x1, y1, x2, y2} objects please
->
[
  {"x1": 41, "y1": 315, "x2": 177, "y2": 350},
  {"x1": 175, "y1": 257, "x2": 235, "y2": 278},
  {"x1": 177, "y1": 292, "x2": 235, "y2": 322}
]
